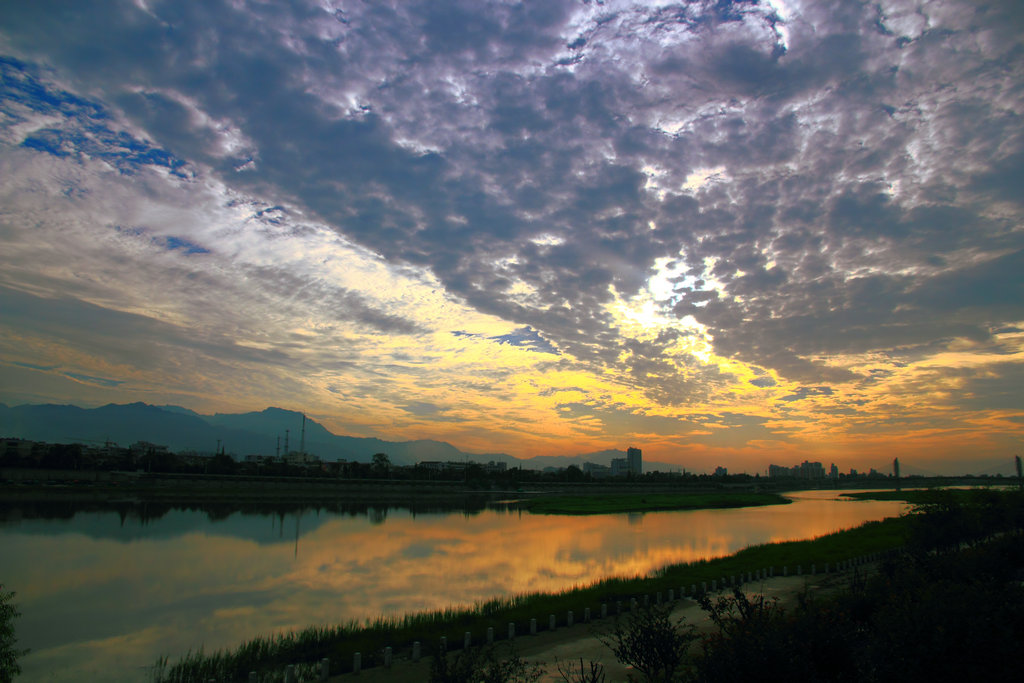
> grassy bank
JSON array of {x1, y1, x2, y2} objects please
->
[
  {"x1": 154, "y1": 514, "x2": 910, "y2": 682},
  {"x1": 686, "y1": 497, "x2": 1024, "y2": 683},
  {"x1": 840, "y1": 487, "x2": 1016, "y2": 504},
  {"x1": 522, "y1": 492, "x2": 791, "y2": 515}
]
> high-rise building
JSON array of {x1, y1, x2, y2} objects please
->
[
  {"x1": 799, "y1": 460, "x2": 825, "y2": 479},
  {"x1": 626, "y1": 447, "x2": 642, "y2": 475}
]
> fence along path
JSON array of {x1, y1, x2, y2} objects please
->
[{"x1": 244, "y1": 551, "x2": 894, "y2": 682}]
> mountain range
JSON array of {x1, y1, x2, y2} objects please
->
[{"x1": 0, "y1": 402, "x2": 675, "y2": 470}]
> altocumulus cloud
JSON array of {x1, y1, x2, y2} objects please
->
[{"x1": 0, "y1": 0, "x2": 1022, "y2": 471}]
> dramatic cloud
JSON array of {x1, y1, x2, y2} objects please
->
[{"x1": 1, "y1": 0, "x2": 1022, "y2": 472}]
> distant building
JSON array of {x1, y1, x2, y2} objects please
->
[
  {"x1": 767, "y1": 460, "x2": 826, "y2": 479},
  {"x1": 285, "y1": 450, "x2": 320, "y2": 466},
  {"x1": 130, "y1": 441, "x2": 169, "y2": 456},
  {"x1": 1, "y1": 438, "x2": 37, "y2": 461},
  {"x1": 799, "y1": 461, "x2": 825, "y2": 479},
  {"x1": 610, "y1": 457, "x2": 628, "y2": 476},
  {"x1": 418, "y1": 459, "x2": 505, "y2": 473},
  {"x1": 583, "y1": 462, "x2": 612, "y2": 478},
  {"x1": 418, "y1": 460, "x2": 467, "y2": 472},
  {"x1": 626, "y1": 447, "x2": 642, "y2": 475}
]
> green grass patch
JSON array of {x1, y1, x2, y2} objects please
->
[
  {"x1": 840, "y1": 488, "x2": 1007, "y2": 505},
  {"x1": 523, "y1": 492, "x2": 792, "y2": 515},
  {"x1": 154, "y1": 514, "x2": 910, "y2": 682}
]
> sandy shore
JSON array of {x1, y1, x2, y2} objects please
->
[{"x1": 328, "y1": 567, "x2": 865, "y2": 682}]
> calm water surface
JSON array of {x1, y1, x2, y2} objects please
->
[{"x1": 0, "y1": 490, "x2": 907, "y2": 681}]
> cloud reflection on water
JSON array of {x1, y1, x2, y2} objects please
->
[{"x1": 2, "y1": 494, "x2": 906, "y2": 682}]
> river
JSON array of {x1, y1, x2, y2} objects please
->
[{"x1": 0, "y1": 489, "x2": 907, "y2": 681}]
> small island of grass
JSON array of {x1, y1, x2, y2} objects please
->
[{"x1": 522, "y1": 491, "x2": 792, "y2": 515}]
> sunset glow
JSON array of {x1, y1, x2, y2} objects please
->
[{"x1": 1, "y1": 1, "x2": 1022, "y2": 474}]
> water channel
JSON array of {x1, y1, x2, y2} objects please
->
[{"x1": 0, "y1": 490, "x2": 908, "y2": 681}]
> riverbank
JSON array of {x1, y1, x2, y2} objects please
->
[
  {"x1": 327, "y1": 564, "x2": 870, "y2": 683},
  {"x1": 840, "y1": 488, "x2": 1018, "y2": 503},
  {"x1": 284, "y1": 489, "x2": 1024, "y2": 683},
  {"x1": 0, "y1": 471, "x2": 790, "y2": 510},
  {"x1": 153, "y1": 514, "x2": 911, "y2": 682}
]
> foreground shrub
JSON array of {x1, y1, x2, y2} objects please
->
[
  {"x1": 599, "y1": 604, "x2": 697, "y2": 682},
  {"x1": 0, "y1": 586, "x2": 28, "y2": 683},
  {"x1": 689, "y1": 534, "x2": 1024, "y2": 683},
  {"x1": 555, "y1": 657, "x2": 606, "y2": 683},
  {"x1": 429, "y1": 645, "x2": 543, "y2": 683}
]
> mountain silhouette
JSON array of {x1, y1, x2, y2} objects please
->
[{"x1": 0, "y1": 402, "x2": 658, "y2": 468}]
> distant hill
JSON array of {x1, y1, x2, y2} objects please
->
[
  {"x1": 0, "y1": 402, "x2": 472, "y2": 465},
  {"x1": 0, "y1": 402, "x2": 672, "y2": 470},
  {"x1": 0, "y1": 402, "x2": 219, "y2": 451}
]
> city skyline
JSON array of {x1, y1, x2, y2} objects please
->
[{"x1": 1, "y1": 1, "x2": 1023, "y2": 475}]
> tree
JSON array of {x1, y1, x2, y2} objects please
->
[
  {"x1": 693, "y1": 589, "x2": 805, "y2": 682},
  {"x1": 565, "y1": 465, "x2": 585, "y2": 482},
  {"x1": 599, "y1": 604, "x2": 696, "y2": 682},
  {"x1": 371, "y1": 452, "x2": 391, "y2": 475},
  {"x1": 0, "y1": 586, "x2": 28, "y2": 683}
]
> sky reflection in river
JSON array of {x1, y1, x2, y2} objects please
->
[{"x1": 0, "y1": 491, "x2": 906, "y2": 681}]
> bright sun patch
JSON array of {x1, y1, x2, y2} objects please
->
[{"x1": 682, "y1": 166, "x2": 728, "y2": 192}]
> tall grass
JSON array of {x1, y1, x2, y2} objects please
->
[{"x1": 154, "y1": 515, "x2": 911, "y2": 682}]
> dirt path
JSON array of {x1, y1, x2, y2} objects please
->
[{"x1": 328, "y1": 568, "x2": 866, "y2": 683}]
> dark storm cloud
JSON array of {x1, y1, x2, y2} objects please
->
[{"x1": 2, "y1": 0, "x2": 1022, "y2": 402}]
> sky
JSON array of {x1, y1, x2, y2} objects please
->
[{"x1": 0, "y1": 0, "x2": 1022, "y2": 475}]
